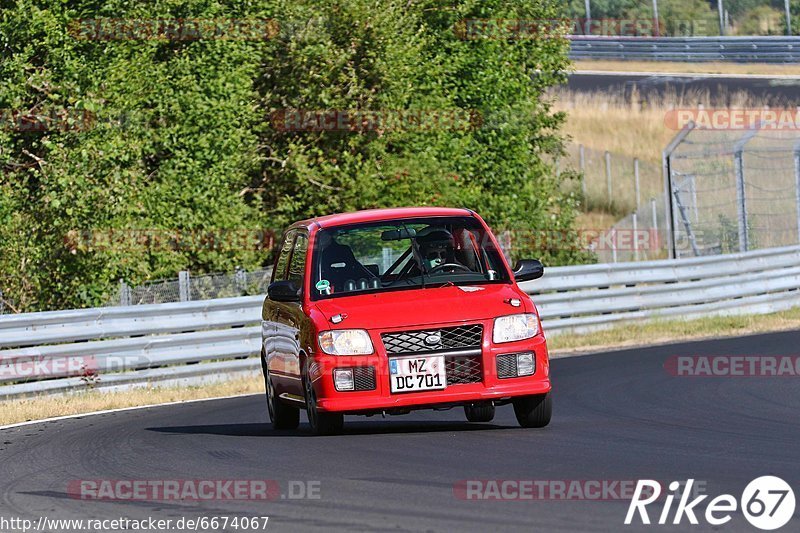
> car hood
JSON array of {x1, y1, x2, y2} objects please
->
[{"x1": 312, "y1": 284, "x2": 531, "y2": 331}]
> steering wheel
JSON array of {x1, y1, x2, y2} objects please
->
[{"x1": 429, "y1": 263, "x2": 472, "y2": 275}]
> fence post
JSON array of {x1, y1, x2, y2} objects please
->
[
  {"x1": 179, "y1": 270, "x2": 191, "y2": 302},
  {"x1": 118, "y1": 279, "x2": 131, "y2": 306},
  {"x1": 604, "y1": 150, "x2": 612, "y2": 205},
  {"x1": 235, "y1": 267, "x2": 247, "y2": 294},
  {"x1": 651, "y1": 197, "x2": 658, "y2": 254},
  {"x1": 663, "y1": 122, "x2": 696, "y2": 259},
  {"x1": 733, "y1": 151, "x2": 748, "y2": 253},
  {"x1": 662, "y1": 150, "x2": 674, "y2": 259},
  {"x1": 634, "y1": 158, "x2": 640, "y2": 210},
  {"x1": 579, "y1": 144, "x2": 586, "y2": 198},
  {"x1": 632, "y1": 213, "x2": 639, "y2": 261},
  {"x1": 795, "y1": 146, "x2": 800, "y2": 243},
  {"x1": 611, "y1": 228, "x2": 618, "y2": 263}
]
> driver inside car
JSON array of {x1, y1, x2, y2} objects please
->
[{"x1": 415, "y1": 227, "x2": 463, "y2": 272}]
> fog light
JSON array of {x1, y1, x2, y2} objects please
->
[
  {"x1": 516, "y1": 352, "x2": 535, "y2": 376},
  {"x1": 333, "y1": 368, "x2": 354, "y2": 391}
]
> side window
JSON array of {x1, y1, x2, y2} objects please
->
[
  {"x1": 287, "y1": 233, "x2": 308, "y2": 289},
  {"x1": 273, "y1": 231, "x2": 295, "y2": 282}
]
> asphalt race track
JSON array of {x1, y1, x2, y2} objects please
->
[
  {"x1": 567, "y1": 72, "x2": 800, "y2": 105},
  {"x1": 1, "y1": 330, "x2": 799, "y2": 532}
]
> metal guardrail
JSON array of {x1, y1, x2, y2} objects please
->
[
  {"x1": 569, "y1": 37, "x2": 800, "y2": 63},
  {"x1": 2, "y1": 245, "x2": 800, "y2": 399}
]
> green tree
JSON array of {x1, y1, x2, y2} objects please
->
[{"x1": 1, "y1": 0, "x2": 588, "y2": 312}]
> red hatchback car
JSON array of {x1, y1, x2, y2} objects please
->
[{"x1": 261, "y1": 207, "x2": 551, "y2": 435}]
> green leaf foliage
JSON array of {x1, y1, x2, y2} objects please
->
[{"x1": 1, "y1": 0, "x2": 589, "y2": 312}]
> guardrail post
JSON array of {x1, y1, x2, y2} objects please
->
[
  {"x1": 118, "y1": 279, "x2": 131, "y2": 306},
  {"x1": 179, "y1": 271, "x2": 191, "y2": 302},
  {"x1": 0, "y1": 289, "x2": 4, "y2": 314}
]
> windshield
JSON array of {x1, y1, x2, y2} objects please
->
[{"x1": 310, "y1": 216, "x2": 509, "y2": 299}]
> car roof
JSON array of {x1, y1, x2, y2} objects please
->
[{"x1": 289, "y1": 207, "x2": 475, "y2": 230}]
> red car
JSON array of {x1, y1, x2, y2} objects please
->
[{"x1": 261, "y1": 207, "x2": 551, "y2": 435}]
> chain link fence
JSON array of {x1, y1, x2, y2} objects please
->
[
  {"x1": 556, "y1": 143, "x2": 670, "y2": 263},
  {"x1": 114, "y1": 267, "x2": 274, "y2": 306},
  {"x1": 665, "y1": 123, "x2": 800, "y2": 258},
  {"x1": 562, "y1": 143, "x2": 663, "y2": 217}
]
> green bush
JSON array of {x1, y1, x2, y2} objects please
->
[{"x1": 1, "y1": 0, "x2": 588, "y2": 312}]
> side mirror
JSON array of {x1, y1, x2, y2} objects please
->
[
  {"x1": 268, "y1": 280, "x2": 301, "y2": 302},
  {"x1": 513, "y1": 259, "x2": 544, "y2": 282}
]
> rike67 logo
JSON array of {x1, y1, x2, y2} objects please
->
[{"x1": 626, "y1": 477, "x2": 795, "y2": 530}]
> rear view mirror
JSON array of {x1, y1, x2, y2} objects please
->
[
  {"x1": 381, "y1": 227, "x2": 417, "y2": 241},
  {"x1": 267, "y1": 280, "x2": 301, "y2": 302},
  {"x1": 513, "y1": 259, "x2": 544, "y2": 282}
]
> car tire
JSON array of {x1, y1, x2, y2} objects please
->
[
  {"x1": 262, "y1": 355, "x2": 300, "y2": 430},
  {"x1": 464, "y1": 402, "x2": 495, "y2": 423},
  {"x1": 304, "y1": 366, "x2": 344, "y2": 436},
  {"x1": 513, "y1": 393, "x2": 552, "y2": 428}
]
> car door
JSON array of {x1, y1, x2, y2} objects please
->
[
  {"x1": 263, "y1": 230, "x2": 309, "y2": 402},
  {"x1": 262, "y1": 230, "x2": 301, "y2": 401}
]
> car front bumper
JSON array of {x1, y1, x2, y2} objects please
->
[{"x1": 309, "y1": 332, "x2": 551, "y2": 414}]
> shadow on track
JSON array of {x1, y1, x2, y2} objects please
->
[{"x1": 146, "y1": 420, "x2": 519, "y2": 437}]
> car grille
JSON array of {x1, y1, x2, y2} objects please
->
[
  {"x1": 381, "y1": 324, "x2": 483, "y2": 355},
  {"x1": 445, "y1": 356, "x2": 483, "y2": 385},
  {"x1": 353, "y1": 367, "x2": 376, "y2": 391},
  {"x1": 382, "y1": 324, "x2": 484, "y2": 386},
  {"x1": 496, "y1": 354, "x2": 518, "y2": 379}
]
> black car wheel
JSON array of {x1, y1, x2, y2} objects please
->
[
  {"x1": 262, "y1": 354, "x2": 300, "y2": 430},
  {"x1": 513, "y1": 393, "x2": 552, "y2": 428},
  {"x1": 304, "y1": 366, "x2": 344, "y2": 436},
  {"x1": 464, "y1": 402, "x2": 495, "y2": 422}
]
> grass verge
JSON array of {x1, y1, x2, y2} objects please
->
[
  {"x1": 548, "y1": 307, "x2": 800, "y2": 354},
  {"x1": 0, "y1": 376, "x2": 263, "y2": 427},
  {"x1": 3, "y1": 307, "x2": 799, "y2": 427},
  {"x1": 572, "y1": 60, "x2": 800, "y2": 77}
]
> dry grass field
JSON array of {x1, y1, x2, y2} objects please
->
[
  {"x1": 551, "y1": 88, "x2": 778, "y2": 230},
  {"x1": 573, "y1": 60, "x2": 800, "y2": 76}
]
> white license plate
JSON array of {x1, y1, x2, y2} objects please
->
[{"x1": 389, "y1": 355, "x2": 446, "y2": 393}]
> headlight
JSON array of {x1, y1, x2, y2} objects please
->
[
  {"x1": 493, "y1": 314, "x2": 539, "y2": 344},
  {"x1": 318, "y1": 330, "x2": 374, "y2": 355}
]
